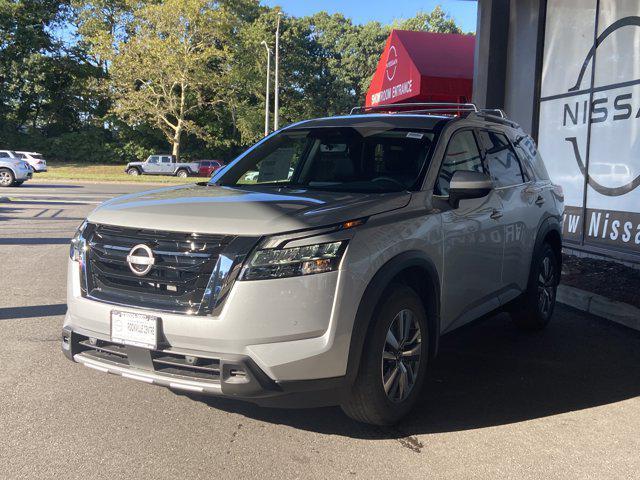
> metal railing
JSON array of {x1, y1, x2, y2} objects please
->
[{"x1": 349, "y1": 102, "x2": 479, "y2": 116}]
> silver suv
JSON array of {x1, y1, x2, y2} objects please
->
[{"x1": 63, "y1": 104, "x2": 564, "y2": 425}]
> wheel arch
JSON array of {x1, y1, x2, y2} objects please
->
[
  {"x1": 345, "y1": 251, "x2": 441, "y2": 386},
  {"x1": 533, "y1": 215, "x2": 563, "y2": 270}
]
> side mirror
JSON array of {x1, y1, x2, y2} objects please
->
[{"x1": 448, "y1": 171, "x2": 493, "y2": 208}]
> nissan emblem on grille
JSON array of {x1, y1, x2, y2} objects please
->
[{"x1": 126, "y1": 244, "x2": 155, "y2": 276}]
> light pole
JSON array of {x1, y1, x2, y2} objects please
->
[
  {"x1": 261, "y1": 41, "x2": 271, "y2": 137},
  {"x1": 274, "y1": 11, "x2": 283, "y2": 131}
]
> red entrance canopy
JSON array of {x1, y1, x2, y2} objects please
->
[{"x1": 365, "y1": 30, "x2": 475, "y2": 107}]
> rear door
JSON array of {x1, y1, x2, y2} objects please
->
[
  {"x1": 478, "y1": 129, "x2": 540, "y2": 302},
  {"x1": 435, "y1": 128, "x2": 505, "y2": 332},
  {"x1": 159, "y1": 156, "x2": 174, "y2": 174}
]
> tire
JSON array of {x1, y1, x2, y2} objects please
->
[
  {"x1": 0, "y1": 169, "x2": 15, "y2": 187},
  {"x1": 126, "y1": 167, "x2": 140, "y2": 176},
  {"x1": 341, "y1": 284, "x2": 429, "y2": 425},
  {"x1": 510, "y1": 243, "x2": 559, "y2": 330},
  {"x1": 176, "y1": 169, "x2": 188, "y2": 178}
]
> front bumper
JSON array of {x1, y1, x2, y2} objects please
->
[{"x1": 62, "y1": 327, "x2": 348, "y2": 407}]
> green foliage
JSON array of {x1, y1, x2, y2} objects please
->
[
  {"x1": 0, "y1": 1, "x2": 468, "y2": 163},
  {"x1": 395, "y1": 6, "x2": 464, "y2": 34}
]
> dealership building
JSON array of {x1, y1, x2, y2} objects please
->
[{"x1": 473, "y1": 0, "x2": 640, "y2": 264}]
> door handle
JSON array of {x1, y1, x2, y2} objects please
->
[
  {"x1": 535, "y1": 195, "x2": 545, "y2": 206},
  {"x1": 490, "y1": 209, "x2": 503, "y2": 220}
]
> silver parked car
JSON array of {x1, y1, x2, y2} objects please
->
[
  {"x1": 125, "y1": 154, "x2": 200, "y2": 178},
  {"x1": 14, "y1": 151, "x2": 47, "y2": 172},
  {"x1": 63, "y1": 104, "x2": 564, "y2": 425},
  {"x1": 0, "y1": 151, "x2": 33, "y2": 187}
]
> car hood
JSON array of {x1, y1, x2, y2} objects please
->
[{"x1": 87, "y1": 184, "x2": 411, "y2": 236}]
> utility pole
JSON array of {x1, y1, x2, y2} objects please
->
[
  {"x1": 261, "y1": 41, "x2": 271, "y2": 137},
  {"x1": 274, "y1": 11, "x2": 283, "y2": 131}
]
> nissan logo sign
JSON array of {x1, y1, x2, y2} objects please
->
[
  {"x1": 126, "y1": 244, "x2": 155, "y2": 276},
  {"x1": 386, "y1": 45, "x2": 398, "y2": 81}
]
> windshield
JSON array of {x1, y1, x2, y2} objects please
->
[{"x1": 213, "y1": 127, "x2": 436, "y2": 193}]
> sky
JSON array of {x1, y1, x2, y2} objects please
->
[{"x1": 261, "y1": 0, "x2": 478, "y2": 32}]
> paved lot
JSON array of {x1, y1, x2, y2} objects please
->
[{"x1": 1, "y1": 182, "x2": 639, "y2": 480}]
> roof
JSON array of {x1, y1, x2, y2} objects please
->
[{"x1": 393, "y1": 30, "x2": 475, "y2": 79}]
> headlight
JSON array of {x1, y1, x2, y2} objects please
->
[
  {"x1": 240, "y1": 240, "x2": 348, "y2": 281},
  {"x1": 70, "y1": 221, "x2": 88, "y2": 261}
]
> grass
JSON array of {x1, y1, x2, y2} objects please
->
[{"x1": 35, "y1": 162, "x2": 202, "y2": 184}]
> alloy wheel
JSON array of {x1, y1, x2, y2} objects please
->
[
  {"x1": 381, "y1": 309, "x2": 422, "y2": 403},
  {"x1": 0, "y1": 171, "x2": 12, "y2": 186},
  {"x1": 537, "y1": 254, "x2": 557, "y2": 317}
]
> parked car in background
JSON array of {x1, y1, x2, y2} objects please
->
[
  {"x1": 198, "y1": 160, "x2": 225, "y2": 177},
  {"x1": 15, "y1": 151, "x2": 47, "y2": 172},
  {"x1": 0, "y1": 155, "x2": 33, "y2": 187},
  {"x1": 125, "y1": 154, "x2": 200, "y2": 178}
]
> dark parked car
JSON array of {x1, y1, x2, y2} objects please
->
[{"x1": 198, "y1": 160, "x2": 225, "y2": 177}]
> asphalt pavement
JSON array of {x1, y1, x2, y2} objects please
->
[{"x1": 1, "y1": 181, "x2": 639, "y2": 480}]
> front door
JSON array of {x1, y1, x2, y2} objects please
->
[{"x1": 434, "y1": 129, "x2": 505, "y2": 332}]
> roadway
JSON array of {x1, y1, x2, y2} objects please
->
[{"x1": 1, "y1": 181, "x2": 639, "y2": 479}]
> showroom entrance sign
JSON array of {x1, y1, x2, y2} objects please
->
[{"x1": 366, "y1": 30, "x2": 474, "y2": 107}]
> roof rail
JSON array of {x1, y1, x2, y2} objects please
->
[
  {"x1": 479, "y1": 108, "x2": 506, "y2": 118},
  {"x1": 349, "y1": 102, "x2": 478, "y2": 116},
  {"x1": 471, "y1": 109, "x2": 520, "y2": 128}
]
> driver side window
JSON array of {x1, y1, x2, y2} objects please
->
[{"x1": 435, "y1": 130, "x2": 483, "y2": 196}]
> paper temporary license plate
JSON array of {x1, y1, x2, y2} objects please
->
[{"x1": 111, "y1": 310, "x2": 158, "y2": 349}]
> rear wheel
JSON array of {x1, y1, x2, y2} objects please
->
[
  {"x1": 0, "y1": 169, "x2": 14, "y2": 187},
  {"x1": 510, "y1": 243, "x2": 559, "y2": 330},
  {"x1": 127, "y1": 167, "x2": 140, "y2": 176},
  {"x1": 176, "y1": 169, "x2": 189, "y2": 178},
  {"x1": 341, "y1": 284, "x2": 428, "y2": 425}
]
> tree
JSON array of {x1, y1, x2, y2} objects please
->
[
  {"x1": 396, "y1": 6, "x2": 463, "y2": 34},
  {"x1": 106, "y1": 0, "x2": 245, "y2": 159}
]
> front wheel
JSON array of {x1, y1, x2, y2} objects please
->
[
  {"x1": 341, "y1": 284, "x2": 428, "y2": 425},
  {"x1": 176, "y1": 169, "x2": 188, "y2": 178},
  {"x1": 510, "y1": 243, "x2": 559, "y2": 330},
  {"x1": 0, "y1": 169, "x2": 15, "y2": 187},
  {"x1": 126, "y1": 168, "x2": 140, "y2": 176}
]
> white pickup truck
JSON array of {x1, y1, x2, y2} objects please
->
[{"x1": 125, "y1": 154, "x2": 200, "y2": 178}]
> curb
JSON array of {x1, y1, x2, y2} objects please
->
[{"x1": 558, "y1": 284, "x2": 640, "y2": 331}]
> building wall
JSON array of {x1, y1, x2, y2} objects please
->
[{"x1": 473, "y1": 0, "x2": 543, "y2": 135}]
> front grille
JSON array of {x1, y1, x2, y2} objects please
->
[{"x1": 84, "y1": 223, "x2": 236, "y2": 314}]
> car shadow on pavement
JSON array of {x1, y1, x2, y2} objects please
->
[
  {"x1": 0, "y1": 303, "x2": 67, "y2": 320},
  {"x1": 182, "y1": 306, "x2": 640, "y2": 439}
]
